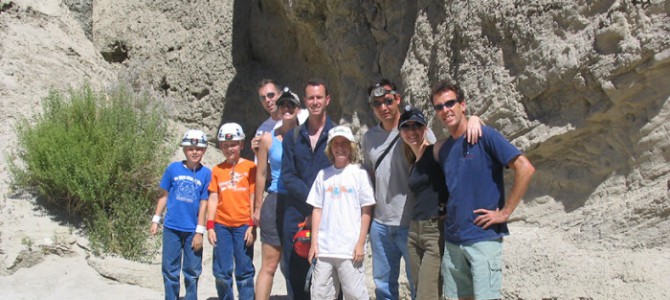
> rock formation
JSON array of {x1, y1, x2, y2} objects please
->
[
  {"x1": 91, "y1": 0, "x2": 670, "y2": 250},
  {"x1": 1, "y1": 0, "x2": 669, "y2": 298}
]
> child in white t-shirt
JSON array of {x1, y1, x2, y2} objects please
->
[{"x1": 306, "y1": 126, "x2": 376, "y2": 300}]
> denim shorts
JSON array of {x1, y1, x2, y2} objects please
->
[{"x1": 441, "y1": 239, "x2": 503, "y2": 299}]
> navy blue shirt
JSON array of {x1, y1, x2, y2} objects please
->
[
  {"x1": 408, "y1": 144, "x2": 448, "y2": 221},
  {"x1": 438, "y1": 126, "x2": 521, "y2": 245},
  {"x1": 281, "y1": 117, "x2": 336, "y2": 216}
]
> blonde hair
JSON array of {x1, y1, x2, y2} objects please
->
[
  {"x1": 325, "y1": 139, "x2": 359, "y2": 164},
  {"x1": 402, "y1": 142, "x2": 415, "y2": 164}
]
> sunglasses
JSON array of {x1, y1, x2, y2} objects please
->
[
  {"x1": 400, "y1": 122, "x2": 425, "y2": 131},
  {"x1": 371, "y1": 98, "x2": 394, "y2": 108},
  {"x1": 259, "y1": 92, "x2": 276, "y2": 101},
  {"x1": 433, "y1": 99, "x2": 458, "y2": 111}
]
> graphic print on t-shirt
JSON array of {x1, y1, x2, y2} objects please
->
[
  {"x1": 174, "y1": 175, "x2": 203, "y2": 203},
  {"x1": 216, "y1": 170, "x2": 248, "y2": 192},
  {"x1": 326, "y1": 184, "x2": 353, "y2": 199}
]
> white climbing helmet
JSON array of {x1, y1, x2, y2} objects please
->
[
  {"x1": 180, "y1": 129, "x2": 208, "y2": 148},
  {"x1": 217, "y1": 123, "x2": 245, "y2": 141}
]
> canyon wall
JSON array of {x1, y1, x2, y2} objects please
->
[
  {"x1": 92, "y1": 0, "x2": 670, "y2": 249},
  {"x1": 1, "y1": 0, "x2": 670, "y2": 297}
]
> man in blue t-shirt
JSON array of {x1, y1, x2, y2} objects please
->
[{"x1": 431, "y1": 81, "x2": 535, "y2": 300}]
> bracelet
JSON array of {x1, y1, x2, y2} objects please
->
[
  {"x1": 151, "y1": 215, "x2": 161, "y2": 223},
  {"x1": 195, "y1": 225, "x2": 206, "y2": 234},
  {"x1": 248, "y1": 219, "x2": 255, "y2": 226},
  {"x1": 206, "y1": 220, "x2": 215, "y2": 230}
]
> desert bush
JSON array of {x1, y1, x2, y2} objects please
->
[{"x1": 9, "y1": 83, "x2": 172, "y2": 260}]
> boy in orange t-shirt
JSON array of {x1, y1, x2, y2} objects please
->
[{"x1": 206, "y1": 122, "x2": 257, "y2": 300}]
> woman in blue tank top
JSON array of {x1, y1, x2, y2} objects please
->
[{"x1": 253, "y1": 87, "x2": 302, "y2": 300}]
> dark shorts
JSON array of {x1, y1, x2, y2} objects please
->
[{"x1": 260, "y1": 192, "x2": 284, "y2": 247}]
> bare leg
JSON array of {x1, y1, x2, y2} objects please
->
[{"x1": 255, "y1": 243, "x2": 282, "y2": 300}]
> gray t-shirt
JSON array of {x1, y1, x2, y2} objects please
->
[
  {"x1": 256, "y1": 117, "x2": 278, "y2": 136},
  {"x1": 362, "y1": 124, "x2": 436, "y2": 226}
]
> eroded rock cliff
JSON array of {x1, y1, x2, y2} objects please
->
[{"x1": 1, "y1": 0, "x2": 669, "y2": 298}]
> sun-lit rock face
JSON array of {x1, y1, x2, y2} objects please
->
[
  {"x1": 1, "y1": 0, "x2": 669, "y2": 297},
  {"x1": 91, "y1": 0, "x2": 670, "y2": 248}
]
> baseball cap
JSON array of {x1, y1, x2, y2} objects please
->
[
  {"x1": 398, "y1": 105, "x2": 427, "y2": 129},
  {"x1": 327, "y1": 126, "x2": 355, "y2": 144},
  {"x1": 276, "y1": 86, "x2": 300, "y2": 106}
]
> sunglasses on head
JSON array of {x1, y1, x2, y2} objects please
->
[
  {"x1": 370, "y1": 98, "x2": 394, "y2": 108},
  {"x1": 433, "y1": 99, "x2": 458, "y2": 111},
  {"x1": 400, "y1": 122, "x2": 424, "y2": 131},
  {"x1": 259, "y1": 92, "x2": 276, "y2": 101}
]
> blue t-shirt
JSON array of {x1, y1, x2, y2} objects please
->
[
  {"x1": 268, "y1": 129, "x2": 287, "y2": 194},
  {"x1": 159, "y1": 161, "x2": 212, "y2": 232},
  {"x1": 438, "y1": 126, "x2": 521, "y2": 245}
]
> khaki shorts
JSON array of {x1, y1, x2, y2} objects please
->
[
  {"x1": 311, "y1": 257, "x2": 369, "y2": 300},
  {"x1": 441, "y1": 239, "x2": 503, "y2": 300}
]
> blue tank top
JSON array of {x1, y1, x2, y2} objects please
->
[{"x1": 268, "y1": 129, "x2": 287, "y2": 193}]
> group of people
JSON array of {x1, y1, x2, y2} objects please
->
[{"x1": 149, "y1": 77, "x2": 535, "y2": 300}]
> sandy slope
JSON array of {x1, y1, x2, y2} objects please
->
[{"x1": 0, "y1": 189, "x2": 289, "y2": 300}]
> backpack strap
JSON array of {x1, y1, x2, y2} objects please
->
[{"x1": 373, "y1": 134, "x2": 400, "y2": 172}]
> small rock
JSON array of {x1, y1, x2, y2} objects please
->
[{"x1": 7, "y1": 250, "x2": 44, "y2": 274}]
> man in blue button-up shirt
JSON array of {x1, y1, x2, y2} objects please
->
[{"x1": 281, "y1": 78, "x2": 336, "y2": 299}]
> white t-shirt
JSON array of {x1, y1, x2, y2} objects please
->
[{"x1": 306, "y1": 164, "x2": 376, "y2": 259}]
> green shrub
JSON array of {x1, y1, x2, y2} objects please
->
[{"x1": 9, "y1": 83, "x2": 172, "y2": 260}]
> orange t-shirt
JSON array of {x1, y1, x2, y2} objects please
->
[{"x1": 208, "y1": 159, "x2": 256, "y2": 227}]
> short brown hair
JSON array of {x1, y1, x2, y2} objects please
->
[
  {"x1": 306, "y1": 78, "x2": 329, "y2": 96},
  {"x1": 258, "y1": 78, "x2": 280, "y2": 92},
  {"x1": 431, "y1": 80, "x2": 465, "y2": 102}
]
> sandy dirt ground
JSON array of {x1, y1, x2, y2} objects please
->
[{"x1": 1, "y1": 187, "x2": 669, "y2": 299}]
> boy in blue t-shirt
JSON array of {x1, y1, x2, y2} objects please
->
[{"x1": 150, "y1": 129, "x2": 212, "y2": 300}]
